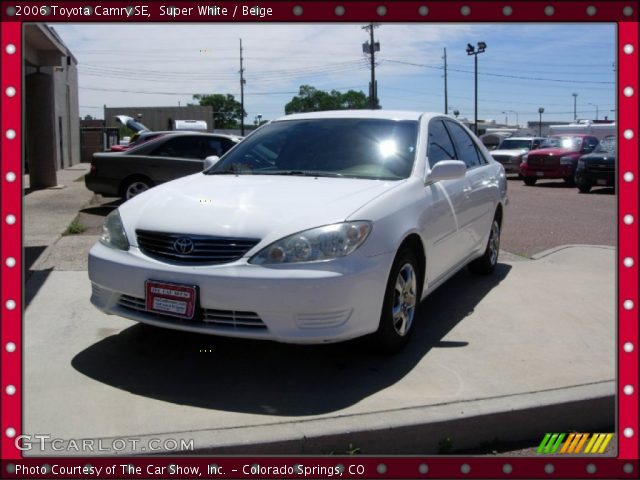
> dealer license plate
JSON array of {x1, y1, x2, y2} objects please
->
[
  {"x1": 536, "y1": 171, "x2": 545, "y2": 177},
  {"x1": 145, "y1": 280, "x2": 197, "y2": 319},
  {"x1": 596, "y1": 179, "x2": 608, "y2": 185}
]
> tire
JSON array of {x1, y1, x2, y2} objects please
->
[
  {"x1": 121, "y1": 176, "x2": 154, "y2": 200},
  {"x1": 468, "y1": 216, "x2": 501, "y2": 275},
  {"x1": 576, "y1": 176, "x2": 591, "y2": 193},
  {"x1": 523, "y1": 177, "x2": 537, "y2": 186},
  {"x1": 370, "y1": 249, "x2": 421, "y2": 353}
]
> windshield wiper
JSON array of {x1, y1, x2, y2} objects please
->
[
  {"x1": 206, "y1": 166, "x2": 252, "y2": 175},
  {"x1": 258, "y1": 170, "x2": 344, "y2": 178}
]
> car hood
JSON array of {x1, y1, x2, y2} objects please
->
[
  {"x1": 119, "y1": 173, "x2": 405, "y2": 246},
  {"x1": 527, "y1": 147, "x2": 578, "y2": 156},
  {"x1": 491, "y1": 148, "x2": 528, "y2": 157}
]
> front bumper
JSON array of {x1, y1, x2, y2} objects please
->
[
  {"x1": 520, "y1": 163, "x2": 575, "y2": 179},
  {"x1": 88, "y1": 242, "x2": 393, "y2": 344},
  {"x1": 575, "y1": 169, "x2": 615, "y2": 186}
]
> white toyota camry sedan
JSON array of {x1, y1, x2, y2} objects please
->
[{"x1": 89, "y1": 110, "x2": 508, "y2": 352}]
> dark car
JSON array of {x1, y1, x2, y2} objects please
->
[
  {"x1": 85, "y1": 132, "x2": 242, "y2": 200},
  {"x1": 575, "y1": 136, "x2": 616, "y2": 193},
  {"x1": 519, "y1": 134, "x2": 599, "y2": 186}
]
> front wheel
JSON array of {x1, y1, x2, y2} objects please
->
[
  {"x1": 523, "y1": 177, "x2": 537, "y2": 186},
  {"x1": 468, "y1": 217, "x2": 501, "y2": 275},
  {"x1": 576, "y1": 177, "x2": 592, "y2": 193},
  {"x1": 370, "y1": 249, "x2": 420, "y2": 353}
]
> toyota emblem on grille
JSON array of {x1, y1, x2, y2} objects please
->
[{"x1": 174, "y1": 237, "x2": 194, "y2": 254}]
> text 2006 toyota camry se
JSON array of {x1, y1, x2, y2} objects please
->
[{"x1": 89, "y1": 110, "x2": 507, "y2": 352}]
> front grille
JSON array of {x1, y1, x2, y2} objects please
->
[
  {"x1": 118, "y1": 294, "x2": 147, "y2": 311},
  {"x1": 136, "y1": 229, "x2": 260, "y2": 265},
  {"x1": 586, "y1": 164, "x2": 615, "y2": 173},
  {"x1": 527, "y1": 155, "x2": 557, "y2": 166},
  {"x1": 118, "y1": 294, "x2": 266, "y2": 329},
  {"x1": 203, "y1": 309, "x2": 266, "y2": 329}
]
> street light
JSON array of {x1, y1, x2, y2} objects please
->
[
  {"x1": 466, "y1": 41, "x2": 487, "y2": 134},
  {"x1": 588, "y1": 102, "x2": 599, "y2": 120},
  {"x1": 538, "y1": 107, "x2": 545, "y2": 137},
  {"x1": 572, "y1": 93, "x2": 578, "y2": 121}
]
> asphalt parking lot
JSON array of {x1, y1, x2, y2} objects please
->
[
  {"x1": 500, "y1": 178, "x2": 615, "y2": 258},
  {"x1": 22, "y1": 166, "x2": 616, "y2": 455}
]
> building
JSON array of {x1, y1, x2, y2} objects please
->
[
  {"x1": 103, "y1": 106, "x2": 214, "y2": 132},
  {"x1": 526, "y1": 120, "x2": 572, "y2": 137},
  {"x1": 24, "y1": 24, "x2": 80, "y2": 188}
]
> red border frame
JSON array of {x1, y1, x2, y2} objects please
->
[{"x1": 1, "y1": 1, "x2": 638, "y2": 478}]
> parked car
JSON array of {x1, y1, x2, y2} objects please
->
[
  {"x1": 85, "y1": 132, "x2": 242, "y2": 200},
  {"x1": 88, "y1": 111, "x2": 508, "y2": 352},
  {"x1": 575, "y1": 136, "x2": 616, "y2": 193},
  {"x1": 519, "y1": 134, "x2": 599, "y2": 186},
  {"x1": 490, "y1": 137, "x2": 546, "y2": 175}
]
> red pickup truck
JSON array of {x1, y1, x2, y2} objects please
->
[{"x1": 520, "y1": 134, "x2": 599, "y2": 186}]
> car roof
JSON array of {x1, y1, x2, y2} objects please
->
[{"x1": 273, "y1": 110, "x2": 434, "y2": 122}]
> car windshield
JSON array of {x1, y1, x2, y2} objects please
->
[
  {"x1": 540, "y1": 136, "x2": 582, "y2": 151},
  {"x1": 207, "y1": 118, "x2": 419, "y2": 180},
  {"x1": 497, "y1": 139, "x2": 533, "y2": 150},
  {"x1": 594, "y1": 137, "x2": 616, "y2": 153}
]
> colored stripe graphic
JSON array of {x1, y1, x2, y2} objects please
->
[
  {"x1": 567, "y1": 433, "x2": 584, "y2": 453},
  {"x1": 537, "y1": 433, "x2": 566, "y2": 454},
  {"x1": 539, "y1": 433, "x2": 614, "y2": 454},
  {"x1": 575, "y1": 433, "x2": 589, "y2": 453}
]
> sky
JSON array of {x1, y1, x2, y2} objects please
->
[{"x1": 51, "y1": 22, "x2": 616, "y2": 127}]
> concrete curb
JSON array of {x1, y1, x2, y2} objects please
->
[
  {"x1": 531, "y1": 244, "x2": 615, "y2": 260},
  {"x1": 32, "y1": 381, "x2": 614, "y2": 456}
]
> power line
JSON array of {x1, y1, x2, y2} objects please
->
[{"x1": 381, "y1": 59, "x2": 614, "y2": 84}]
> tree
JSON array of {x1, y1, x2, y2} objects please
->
[
  {"x1": 191, "y1": 94, "x2": 246, "y2": 129},
  {"x1": 284, "y1": 85, "x2": 369, "y2": 114}
]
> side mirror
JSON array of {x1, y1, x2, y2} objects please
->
[
  {"x1": 203, "y1": 155, "x2": 220, "y2": 170},
  {"x1": 426, "y1": 160, "x2": 466, "y2": 183}
]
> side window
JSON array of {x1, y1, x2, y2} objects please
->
[
  {"x1": 150, "y1": 136, "x2": 204, "y2": 159},
  {"x1": 427, "y1": 119, "x2": 456, "y2": 167},
  {"x1": 584, "y1": 136, "x2": 599, "y2": 151},
  {"x1": 444, "y1": 121, "x2": 482, "y2": 169},
  {"x1": 204, "y1": 139, "x2": 224, "y2": 157}
]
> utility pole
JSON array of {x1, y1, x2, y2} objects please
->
[
  {"x1": 362, "y1": 24, "x2": 380, "y2": 109},
  {"x1": 572, "y1": 92, "x2": 578, "y2": 122},
  {"x1": 239, "y1": 38, "x2": 245, "y2": 135},
  {"x1": 466, "y1": 41, "x2": 487, "y2": 135},
  {"x1": 443, "y1": 47, "x2": 448, "y2": 114}
]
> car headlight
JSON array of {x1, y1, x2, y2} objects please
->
[
  {"x1": 577, "y1": 159, "x2": 586, "y2": 169},
  {"x1": 250, "y1": 221, "x2": 372, "y2": 264},
  {"x1": 100, "y1": 210, "x2": 129, "y2": 250},
  {"x1": 521, "y1": 154, "x2": 528, "y2": 164},
  {"x1": 560, "y1": 156, "x2": 575, "y2": 165}
]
